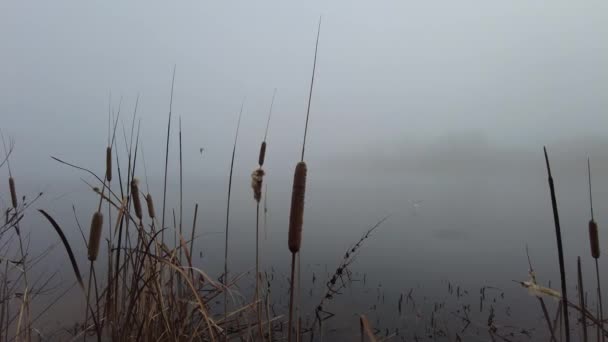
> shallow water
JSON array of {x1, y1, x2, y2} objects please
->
[{"x1": 8, "y1": 153, "x2": 608, "y2": 341}]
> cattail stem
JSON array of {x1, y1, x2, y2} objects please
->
[
  {"x1": 255, "y1": 202, "x2": 263, "y2": 340},
  {"x1": 288, "y1": 252, "x2": 297, "y2": 342},
  {"x1": 543, "y1": 147, "x2": 571, "y2": 342},
  {"x1": 596, "y1": 259, "x2": 604, "y2": 342},
  {"x1": 579, "y1": 257, "x2": 588, "y2": 342}
]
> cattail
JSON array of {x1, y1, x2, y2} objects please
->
[
  {"x1": 258, "y1": 141, "x2": 267, "y2": 167},
  {"x1": 88, "y1": 212, "x2": 103, "y2": 261},
  {"x1": 251, "y1": 168, "x2": 265, "y2": 203},
  {"x1": 145, "y1": 193, "x2": 156, "y2": 219},
  {"x1": 589, "y1": 220, "x2": 600, "y2": 259},
  {"x1": 288, "y1": 162, "x2": 307, "y2": 253},
  {"x1": 9, "y1": 177, "x2": 17, "y2": 209},
  {"x1": 131, "y1": 178, "x2": 142, "y2": 220},
  {"x1": 106, "y1": 147, "x2": 112, "y2": 182}
]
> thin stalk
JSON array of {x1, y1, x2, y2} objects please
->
[
  {"x1": 579, "y1": 257, "x2": 588, "y2": 342},
  {"x1": 543, "y1": 146, "x2": 571, "y2": 342},
  {"x1": 189, "y1": 203, "x2": 199, "y2": 282},
  {"x1": 288, "y1": 253, "x2": 296, "y2": 342},
  {"x1": 162, "y1": 65, "x2": 176, "y2": 244},
  {"x1": 589, "y1": 158, "x2": 604, "y2": 342},
  {"x1": 223, "y1": 99, "x2": 245, "y2": 339},
  {"x1": 300, "y1": 17, "x2": 322, "y2": 162},
  {"x1": 596, "y1": 259, "x2": 604, "y2": 342},
  {"x1": 178, "y1": 116, "x2": 184, "y2": 301},
  {"x1": 255, "y1": 202, "x2": 263, "y2": 340}
]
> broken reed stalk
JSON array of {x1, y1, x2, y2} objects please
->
[
  {"x1": 223, "y1": 99, "x2": 245, "y2": 338},
  {"x1": 288, "y1": 17, "x2": 321, "y2": 342},
  {"x1": 578, "y1": 256, "x2": 589, "y2": 342},
  {"x1": 543, "y1": 146, "x2": 571, "y2": 342},
  {"x1": 588, "y1": 158, "x2": 604, "y2": 342}
]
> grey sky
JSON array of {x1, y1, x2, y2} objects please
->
[{"x1": 1, "y1": 0, "x2": 607, "y2": 183}]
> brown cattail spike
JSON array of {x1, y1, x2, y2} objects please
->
[
  {"x1": 106, "y1": 147, "x2": 112, "y2": 182},
  {"x1": 88, "y1": 212, "x2": 104, "y2": 261},
  {"x1": 258, "y1": 141, "x2": 267, "y2": 167},
  {"x1": 251, "y1": 168, "x2": 265, "y2": 203},
  {"x1": 288, "y1": 162, "x2": 307, "y2": 253},
  {"x1": 9, "y1": 177, "x2": 17, "y2": 209},
  {"x1": 145, "y1": 193, "x2": 156, "y2": 219},
  {"x1": 589, "y1": 220, "x2": 600, "y2": 259},
  {"x1": 131, "y1": 179, "x2": 142, "y2": 220}
]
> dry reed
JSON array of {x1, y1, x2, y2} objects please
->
[
  {"x1": 578, "y1": 256, "x2": 588, "y2": 342},
  {"x1": 587, "y1": 157, "x2": 604, "y2": 342},
  {"x1": 543, "y1": 146, "x2": 570, "y2": 342}
]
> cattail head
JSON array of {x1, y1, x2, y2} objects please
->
[
  {"x1": 131, "y1": 178, "x2": 142, "y2": 220},
  {"x1": 251, "y1": 168, "x2": 265, "y2": 203},
  {"x1": 145, "y1": 193, "x2": 156, "y2": 219},
  {"x1": 106, "y1": 147, "x2": 112, "y2": 182},
  {"x1": 589, "y1": 219, "x2": 600, "y2": 259},
  {"x1": 288, "y1": 162, "x2": 307, "y2": 253},
  {"x1": 8, "y1": 177, "x2": 17, "y2": 209},
  {"x1": 258, "y1": 141, "x2": 267, "y2": 167},
  {"x1": 88, "y1": 212, "x2": 104, "y2": 261}
]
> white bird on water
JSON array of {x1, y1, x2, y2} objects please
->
[{"x1": 409, "y1": 200, "x2": 423, "y2": 216}]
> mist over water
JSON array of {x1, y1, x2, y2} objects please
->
[{"x1": 2, "y1": 0, "x2": 608, "y2": 339}]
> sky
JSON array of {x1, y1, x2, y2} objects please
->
[{"x1": 1, "y1": 0, "x2": 607, "y2": 184}]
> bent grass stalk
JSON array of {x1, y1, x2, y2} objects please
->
[{"x1": 543, "y1": 147, "x2": 570, "y2": 342}]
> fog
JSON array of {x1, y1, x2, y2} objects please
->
[{"x1": 1, "y1": 1, "x2": 608, "y2": 338}]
